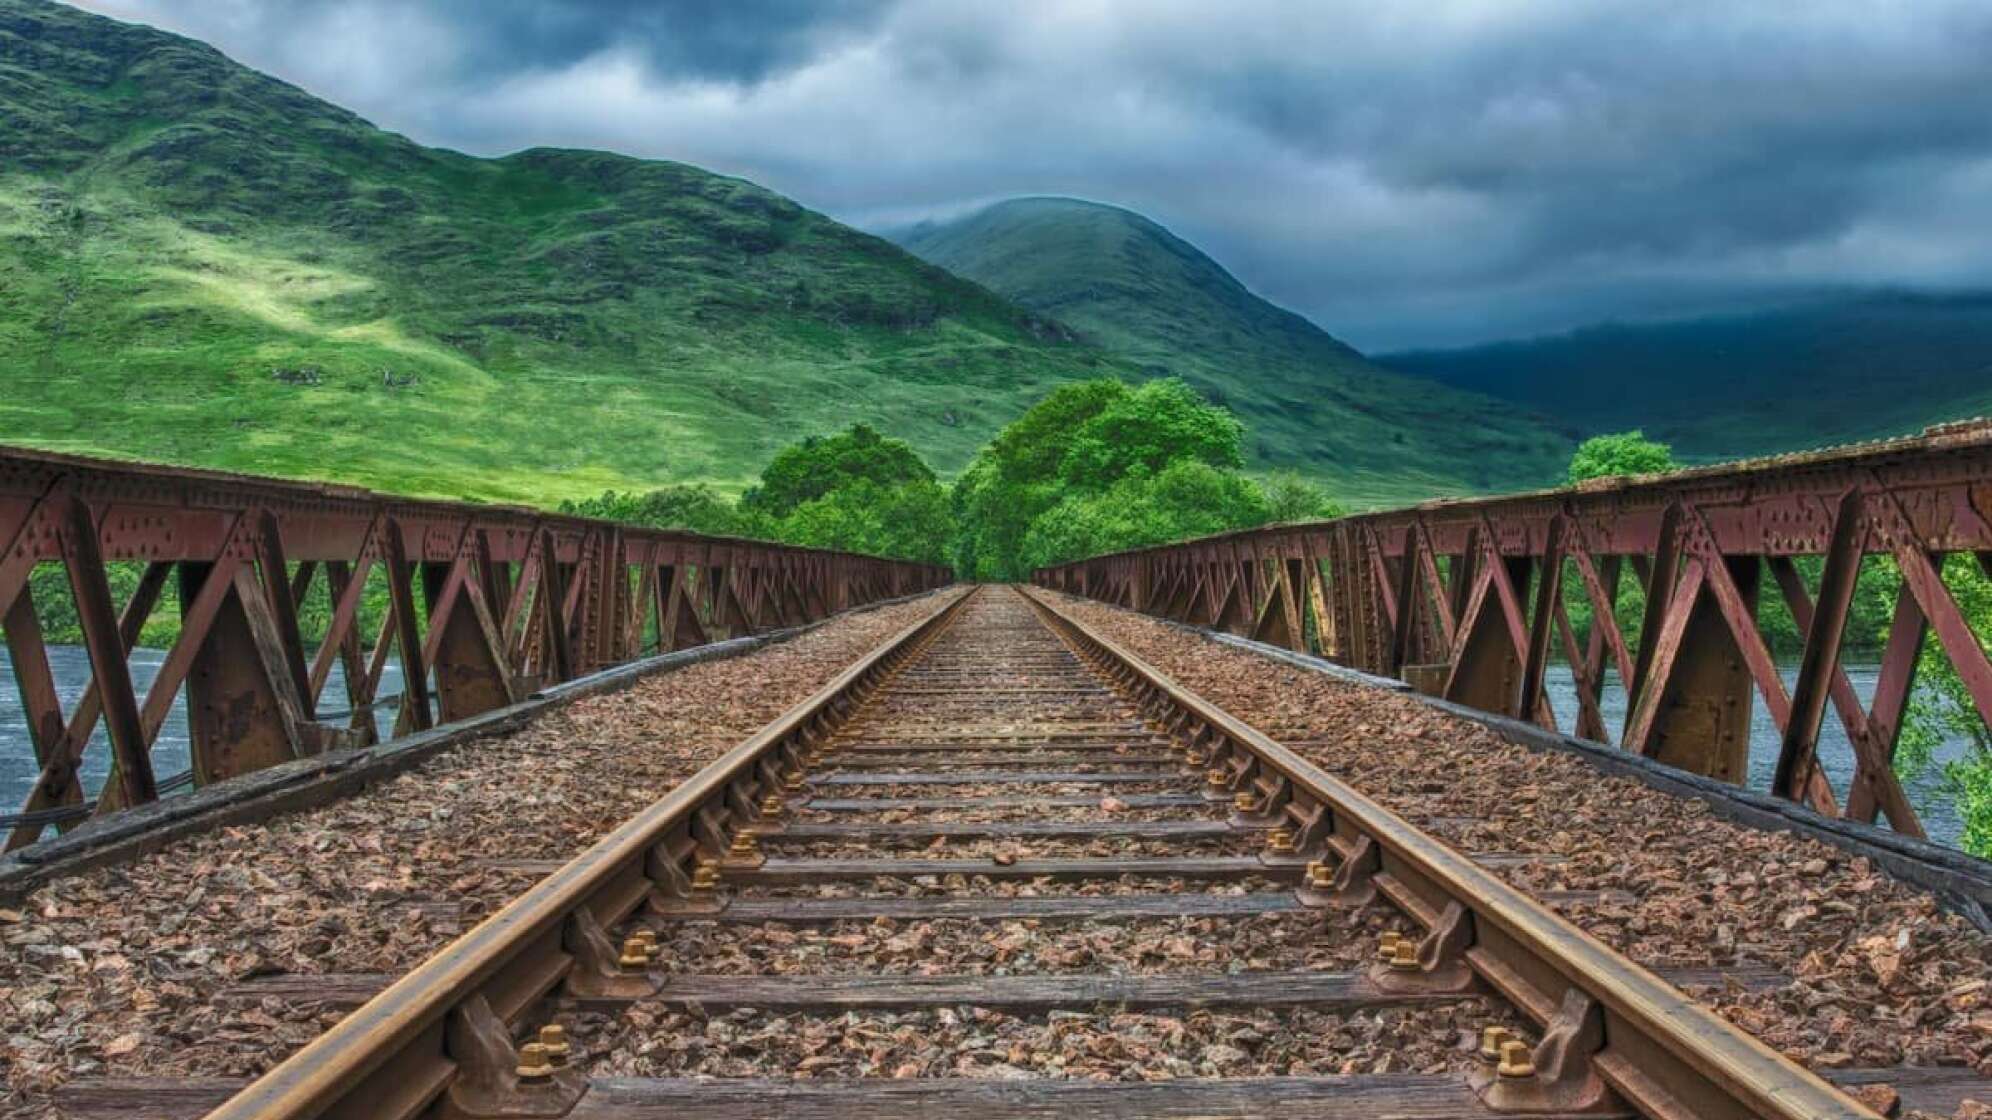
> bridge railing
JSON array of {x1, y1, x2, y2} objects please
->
[
  {"x1": 0, "y1": 446, "x2": 949, "y2": 850},
  {"x1": 1035, "y1": 420, "x2": 1992, "y2": 844}
]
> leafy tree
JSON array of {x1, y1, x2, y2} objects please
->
[
  {"x1": 951, "y1": 377, "x2": 1262, "y2": 579},
  {"x1": 1881, "y1": 554, "x2": 1992, "y2": 855},
  {"x1": 560, "y1": 484, "x2": 770, "y2": 538},
  {"x1": 781, "y1": 479, "x2": 952, "y2": 566},
  {"x1": 1260, "y1": 470, "x2": 1344, "y2": 523},
  {"x1": 740, "y1": 424, "x2": 935, "y2": 519},
  {"x1": 1020, "y1": 461, "x2": 1271, "y2": 571},
  {"x1": 951, "y1": 381, "x2": 1132, "y2": 580},
  {"x1": 1058, "y1": 379, "x2": 1244, "y2": 489},
  {"x1": 1567, "y1": 430, "x2": 1677, "y2": 484}
]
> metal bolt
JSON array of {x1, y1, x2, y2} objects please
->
[
  {"x1": 631, "y1": 929, "x2": 659, "y2": 958},
  {"x1": 517, "y1": 1041, "x2": 554, "y2": 1082},
  {"x1": 1306, "y1": 861, "x2": 1334, "y2": 889},
  {"x1": 1387, "y1": 939, "x2": 1420, "y2": 972},
  {"x1": 1266, "y1": 828, "x2": 1296, "y2": 853},
  {"x1": 1234, "y1": 792, "x2": 1259, "y2": 813},
  {"x1": 1206, "y1": 768, "x2": 1228, "y2": 788},
  {"x1": 1479, "y1": 1026, "x2": 1511, "y2": 1064},
  {"x1": 1184, "y1": 750, "x2": 1207, "y2": 766},
  {"x1": 760, "y1": 795, "x2": 784, "y2": 816},
  {"x1": 729, "y1": 832, "x2": 759, "y2": 857},
  {"x1": 1496, "y1": 1039, "x2": 1536, "y2": 1079},
  {"x1": 691, "y1": 861, "x2": 721, "y2": 891},
  {"x1": 618, "y1": 936, "x2": 651, "y2": 971},
  {"x1": 1377, "y1": 931, "x2": 1402, "y2": 961},
  {"x1": 538, "y1": 1024, "x2": 571, "y2": 1066}
]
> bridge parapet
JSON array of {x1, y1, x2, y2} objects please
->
[
  {"x1": 1035, "y1": 420, "x2": 1992, "y2": 843},
  {"x1": 0, "y1": 446, "x2": 948, "y2": 850}
]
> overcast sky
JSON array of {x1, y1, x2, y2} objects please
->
[{"x1": 68, "y1": 0, "x2": 1992, "y2": 350}]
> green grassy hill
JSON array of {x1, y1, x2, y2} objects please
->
[
  {"x1": 1382, "y1": 294, "x2": 1992, "y2": 461},
  {"x1": 0, "y1": 0, "x2": 1129, "y2": 503},
  {"x1": 892, "y1": 197, "x2": 1574, "y2": 506}
]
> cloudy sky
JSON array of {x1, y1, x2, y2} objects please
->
[{"x1": 68, "y1": 0, "x2": 1992, "y2": 349}]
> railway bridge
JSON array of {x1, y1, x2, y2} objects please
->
[{"x1": 2, "y1": 431, "x2": 1989, "y2": 1120}]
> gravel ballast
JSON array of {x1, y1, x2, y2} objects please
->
[
  {"x1": 584, "y1": 1001, "x2": 1516, "y2": 1081},
  {"x1": 0, "y1": 591, "x2": 958, "y2": 1110},
  {"x1": 1047, "y1": 592, "x2": 1992, "y2": 1114}
]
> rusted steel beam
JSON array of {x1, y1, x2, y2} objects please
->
[
  {"x1": 0, "y1": 446, "x2": 948, "y2": 849},
  {"x1": 1036, "y1": 420, "x2": 1992, "y2": 844}
]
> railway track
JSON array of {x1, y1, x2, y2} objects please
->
[{"x1": 136, "y1": 585, "x2": 1895, "y2": 1119}]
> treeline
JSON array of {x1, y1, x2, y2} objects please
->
[{"x1": 566, "y1": 377, "x2": 1339, "y2": 581}]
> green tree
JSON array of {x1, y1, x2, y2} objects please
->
[
  {"x1": 1259, "y1": 470, "x2": 1344, "y2": 524},
  {"x1": 1567, "y1": 430, "x2": 1677, "y2": 484},
  {"x1": 950, "y1": 377, "x2": 1260, "y2": 579},
  {"x1": 560, "y1": 484, "x2": 770, "y2": 538},
  {"x1": 740, "y1": 424, "x2": 936, "y2": 519},
  {"x1": 1881, "y1": 554, "x2": 1992, "y2": 855},
  {"x1": 1058, "y1": 379, "x2": 1244, "y2": 488},
  {"x1": 780, "y1": 479, "x2": 953, "y2": 566},
  {"x1": 1019, "y1": 461, "x2": 1272, "y2": 571}
]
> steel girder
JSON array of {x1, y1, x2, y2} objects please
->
[
  {"x1": 0, "y1": 446, "x2": 950, "y2": 849},
  {"x1": 1036, "y1": 420, "x2": 1992, "y2": 842}
]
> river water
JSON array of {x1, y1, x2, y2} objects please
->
[
  {"x1": 0, "y1": 644, "x2": 402, "y2": 816},
  {"x1": 0, "y1": 646, "x2": 1967, "y2": 848},
  {"x1": 1541, "y1": 662, "x2": 1966, "y2": 848}
]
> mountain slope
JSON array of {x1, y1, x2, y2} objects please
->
[
  {"x1": 0, "y1": 0, "x2": 1122, "y2": 503},
  {"x1": 1383, "y1": 294, "x2": 1992, "y2": 460},
  {"x1": 892, "y1": 197, "x2": 1574, "y2": 505}
]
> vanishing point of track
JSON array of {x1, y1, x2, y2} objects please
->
[{"x1": 205, "y1": 585, "x2": 1880, "y2": 1120}]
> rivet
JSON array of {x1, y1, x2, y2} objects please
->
[{"x1": 1496, "y1": 1039, "x2": 1536, "y2": 1079}]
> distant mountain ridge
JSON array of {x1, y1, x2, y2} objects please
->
[
  {"x1": 1382, "y1": 293, "x2": 1992, "y2": 461},
  {"x1": 0, "y1": 0, "x2": 1128, "y2": 503},
  {"x1": 892, "y1": 197, "x2": 1575, "y2": 506}
]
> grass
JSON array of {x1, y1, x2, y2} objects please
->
[{"x1": 0, "y1": 0, "x2": 1129, "y2": 505}]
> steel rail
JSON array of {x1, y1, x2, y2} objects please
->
[
  {"x1": 204, "y1": 586, "x2": 976, "y2": 1120},
  {"x1": 1019, "y1": 586, "x2": 1878, "y2": 1120}
]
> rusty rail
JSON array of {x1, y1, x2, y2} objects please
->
[
  {"x1": 0, "y1": 446, "x2": 950, "y2": 850},
  {"x1": 1021, "y1": 587, "x2": 1876, "y2": 1120},
  {"x1": 1033, "y1": 420, "x2": 1992, "y2": 842},
  {"x1": 202, "y1": 586, "x2": 973, "y2": 1120}
]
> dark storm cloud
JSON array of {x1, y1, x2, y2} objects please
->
[
  {"x1": 374, "y1": 0, "x2": 890, "y2": 83},
  {"x1": 64, "y1": 0, "x2": 1992, "y2": 348}
]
